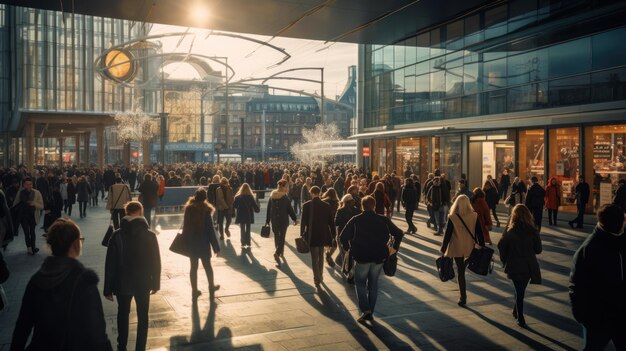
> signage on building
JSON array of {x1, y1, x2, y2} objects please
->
[
  {"x1": 362, "y1": 147, "x2": 370, "y2": 157},
  {"x1": 599, "y1": 182, "x2": 613, "y2": 206},
  {"x1": 593, "y1": 144, "x2": 612, "y2": 159},
  {"x1": 482, "y1": 142, "x2": 494, "y2": 186}
]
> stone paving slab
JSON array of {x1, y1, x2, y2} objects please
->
[{"x1": 0, "y1": 199, "x2": 617, "y2": 350}]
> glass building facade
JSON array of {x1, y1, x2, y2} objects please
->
[{"x1": 358, "y1": 0, "x2": 626, "y2": 213}]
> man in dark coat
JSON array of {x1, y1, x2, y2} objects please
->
[
  {"x1": 300, "y1": 186, "x2": 337, "y2": 288},
  {"x1": 525, "y1": 176, "x2": 546, "y2": 231},
  {"x1": 137, "y1": 174, "x2": 159, "y2": 227},
  {"x1": 333, "y1": 172, "x2": 345, "y2": 198},
  {"x1": 612, "y1": 179, "x2": 626, "y2": 213},
  {"x1": 426, "y1": 177, "x2": 450, "y2": 235},
  {"x1": 266, "y1": 179, "x2": 298, "y2": 266},
  {"x1": 340, "y1": 195, "x2": 403, "y2": 322},
  {"x1": 569, "y1": 175, "x2": 591, "y2": 229},
  {"x1": 569, "y1": 204, "x2": 626, "y2": 350},
  {"x1": 104, "y1": 201, "x2": 161, "y2": 351}
]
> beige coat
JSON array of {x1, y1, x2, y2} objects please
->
[
  {"x1": 106, "y1": 183, "x2": 132, "y2": 210},
  {"x1": 444, "y1": 212, "x2": 478, "y2": 258}
]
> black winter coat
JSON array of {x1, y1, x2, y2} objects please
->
[
  {"x1": 485, "y1": 187, "x2": 499, "y2": 209},
  {"x1": 301, "y1": 198, "x2": 336, "y2": 247},
  {"x1": 612, "y1": 184, "x2": 626, "y2": 212},
  {"x1": 233, "y1": 194, "x2": 260, "y2": 224},
  {"x1": 66, "y1": 182, "x2": 76, "y2": 205},
  {"x1": 340, "y1": 211, "x2": 403, "y2": 264},
  {"x1": 497, "y1": 225, "x2": 542, "y2": 282},
  {"x1": 104, "y1": 217, "x2": 161, "y2": 296},
  {"x1": 335, "y1": 205, "x2": 361, "y2": 234},
  {"x1": 182, "y1": 203, "x2": 220, "y2": 259},
  {"x1": 11, "y1": 257, "x2": 112, "y2": 351},
  {"x1": 266, "y1": 191, "x2": 297, "y2": 229},
  {"x1": 569, "y1": 226, "x2": 626, "y2": 327},
  {"x1": 138, "y1": 180, "x2": 159, "y2": 208},
  {"x1": 525, "y1": 183, "x2": 546, "y2": 209},
  {"x1": 574, "y1": 182, "x2": 590, "y2": 205},
  {"x1": 401, "y1": 186, "x2": 418, "y2": 210},
  {"x1": 76, "y1": 181, "x2": 91, "y2": 202}
]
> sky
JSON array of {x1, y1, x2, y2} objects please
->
[{"x1": 149, "y1": 24, "x2": 357, "y2": 99}]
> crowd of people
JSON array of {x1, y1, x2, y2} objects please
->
[{"x1": 0, "y1": 161, "x2": 624, "y2": 350}]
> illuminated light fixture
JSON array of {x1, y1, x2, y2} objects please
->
[
  {"x1": 101, "y1": 49, "x2": 136, "y2": 82},
  {"x1": 190, "y1": 3, "x2": 210, "y2": 25}
]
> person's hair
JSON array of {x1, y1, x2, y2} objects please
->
[
  {"x1": 277, "y1": 179, "x2": 288, "y2": 189},
  {"x1": 483, "y1": 180, "x2": 493, "y2": 189},
  {"x1": 347, "y1": 185, "x2": 358, "y2": 194},
  {"x1": 361, "y1": 195, "x2": 376, "y2": 211},
  {"x1": 115, "y1": 177, "x2": 123, "y2": 183},
  {"x1": 185, "y1": 188, "x2": 215, "y2": 213},
  {"x1": 339, "y1": 195, "x2": 354, "y2": 209},
  {"x1": 404, "y1": 178, "x2": 414, "y2": 187},
  {"x1": 212, "y1": 175, "x2": 220, "y2": 183},
  {"x1": 23, "y1": 177, "x2": 33, "y2": 183},
  {"x1": 235, "y1": 182, "x2": 254, "y2": 197},
  {"x1": 507, "y1": 204, "x2": 536, "y2": 232},
  {"x1": 46, "y1": 218, "x2": 81, "y2": 256},
  {"x1": 322, "y1": 188, "x2": 339, "y2": 202},
  {"x1": 375, "y1": 182, "x2": 385, "y2": 192},
  {"x1": 199, "y1": 176, "x2": 208, "y2": 186},
  {"x1": 597, "y1": 204, "x2": 625, "y2": 234},
  {"x1": 220, "y1": 177, "x2": 230, "y2": 186},
  {"x1": 513, "y1": 177, "x2": 520, "y2": 183},
  {"x1": 144, "y1": 173, "x2": 152, "y2": 182},
  {"x1": 472, "y1": 187, "x2": 485, "y2": 200},
  {"x1": 124, "y1": 201, "x2": 143, "y2": 215},
  {"x1": 449, "y1": 195, "x2": 474, "y2": 216},
  {"x1": 309, "y1": 186, "x2": 321, "y2": 195},
  {"x1": 433, "y1": 176, "x2": 441, "y2": 182},
  {"x1": 531, "y1": 176, "x2": 538, "y2": 183}
]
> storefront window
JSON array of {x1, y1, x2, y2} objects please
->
[
  {"x1": 519, "y1": 129, "x2": 545, "y2": 185},
  {"x1": 586, "y1": 125, "x2": 626, "y2": 209},
  {"x1": 433, "y1": 135, "x2": 462, "y2": 191},
  {"x1": 549, "y1": 127, "x2": 580, "y2": 212},
  {"x1": 395, "y1": 137, "x2": 429, "y2": 182},
  {"x1": 371, "y1": 139, "x2": 394, "y2": 176}
]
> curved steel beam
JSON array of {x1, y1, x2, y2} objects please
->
[
  {"x1": 206, "y1": 31, "x2": 291, "y2": 67},
  {"x1": 261, "y1": 67, "x2": 323, "y2": 84}
]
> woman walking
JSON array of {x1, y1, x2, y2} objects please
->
[
  {"x1": 544, "y1": 177, "x2": 562, "y2": 226},
  {"x1": 301, "y1": 177, "x2": 313, "y2": 212},
  {"x1": 440, "y1": 195, "x2": 485, "y2": 306},
  {"x1": 76, "y1": 176, "x2": 92, "y2": 219},
  {"x1": 322, "y1": 188, "x2": 340, "y2": 267},
  {"x1": 66, "y1": 177, "x2": 77, "y2": 217},
  {"x1": 497, "y1": 204, "x2": 542, "y2": 327},
  {"x1": 334, "y1": 194, "x2": 361, "y2": 270},
  {"x1": 216, "y1": 177, "x2": 234, "y2": 240},
  {"x1": 266, "y1": 179, "x2": 298, "y2": 266},
  {"x1": 483, "y1": 178, "x2": 500, "y2": 227},
  {"x1": 471, "y1": 188, "x2": 493, "y2": 244},
  {"x1": 11, "y1": 218, "x2": 112, "y2": 350},
  {"x1": 60, "y1": 178, "x2": 69, "y2": 214},
  {"x1": 509, "y1": 177, "x2": 526, "y2": 211},
  {"x1": 233, "y1": 183, "x2": 260, "y2": 249},
  {"x1": 182, "y1": 188, "x2": 221, "y2": 299},
  {"x1": 401, "y1": 178, "x2": 418, "y2": 234},
  {"x1": 373, "y1": 182, "x2": 391, "y2": 216}
]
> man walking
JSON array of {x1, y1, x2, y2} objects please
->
[
  {"x1": 569, "y1": 175, "x2": 590, "y2": 229},
  {"x1": 13, "y1": 178, "x2": 44, "y2": 255},
  {"x1": 569, "y1": 204, "x2": 626, "y2": 350},
  {"x1": 340, "y1": 195, "x2": 403, "y2": 322},
  {"x1": 104, "y1": 201, "x2": 161, "y2": 351},
  {"x1": 300, "y1": 186, "x2": 337, "y2": 288},
  {"x1": 525, "y1": 177, "x2": 546, "y2": 231},
  {"x1": 106, "y1": 177, "x2": 132, "y2": 230}
]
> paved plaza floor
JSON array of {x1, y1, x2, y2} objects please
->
[{"x1": 0, "y1": 199, "x2": 611, "y2": 350}]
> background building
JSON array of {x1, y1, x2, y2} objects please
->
[{"x1": 355, "y1": 0, "x2": 626, "y2": 215}]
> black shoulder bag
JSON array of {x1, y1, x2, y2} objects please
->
[
  {"x1": 102, "y1": 189, "x2": 125, "y2": 247},
  {"x1": 295, "y1": 200, "x2": 313, "y2": 254},
  {"x1": 456, "y1": 214, "x2": 494, "y2": 276}
]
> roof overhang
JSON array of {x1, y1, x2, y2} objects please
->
[{"x1": 0, "y1": 0, "x2": 491, "y2": 45}]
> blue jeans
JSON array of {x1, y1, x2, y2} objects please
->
[
  {"x1": 354, "y1": 261, "x2": 383, "y2": 314},
  {"x1": 434, "y1": 207, "x2": 445, "y2": 232}
]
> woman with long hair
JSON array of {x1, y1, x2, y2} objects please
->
[
  {"x1": 322, "y1": 188, "x2": 341, "y2": 267},
  {"x1": 373, "y1": 182, "x2": 391, "y2": 216},
  {"x1": 440, "y1": 195, "x2": 485, "y2": 306},
  {"x1": 301, "y1": 177, "x2": 313, "y2": 210},
  {"x1": 216, "y1": 177, "x2": 234, "y2": 239},
  {"x1": 471, "y1": 188, "x2": 493, "y2": 244},
  {"x1": 498, "y1": 204, "x2": 542, "y2": 327},
  {"x1": 183, "y1": 188, "x2": 221, "y2": 299},
  {"x1": 76, "y1": 175, "x2": 92, "y2": 219},
  {"x1": 334, "y1": 194, "x2": 362, "y2": 271},
  {"x1": 483, "y1": 178, "x2": 500, "y2": 227},
  {"x1": 233, "y1": 183, "x2": 260, "y2": 249},
  {"x1": 11, "y1": 219, "x2": 112, "y2": 350}
]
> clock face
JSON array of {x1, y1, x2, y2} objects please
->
[{"x1": 104, "y1": 49, "x2": 135, "y2": 81}]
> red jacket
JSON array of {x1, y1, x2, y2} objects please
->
[
  {"x1": 544, "y1": 178, "x2": 562, "y2": 210},
  {"x1": 472, "y1": 197, "x2": 493, "y2": 244}
]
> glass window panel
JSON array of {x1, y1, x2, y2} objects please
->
[
  {"x1": 383, "y1": 45, "x2": 394, "y2": 69},
  {"x1": 548, "y1": 38, "x2": 591, "y2": 78},
  {"x1": 430, "y1": 70, "x2": 445, "y2": 99},
  {"x1": 464, "y1": 14, "x2": 482, "y2": 46},
  {"x1": 430, "y1": 28, "x2": 445, "y2": 58},
  {"x1": 444, "y1": 98, "x2": 462, "y2": 119},
  {"x1": 446, "y1": 19, "x2": 464, "y2": 50},
  {"x1": 416, "y1": 32, "x2": 430, "y2": 62},
  {"x1": 464, "y1": 62, "x2": 479, "y2": 95},
  {"x1": 462, "y1": 95, "x2": 479, "y2": 117},
  {"x1": 485, "y1": 5, "x2": 507, "y2": 39},
  {"x1": 395, "y1": 45, "x2": 405, "y2": 69},
  {"x1": 508, "y1": 82, "x2": 548, "y2": 111},
  {"x1": 507, "y1": 48, "x2": 548, "y2": 86},
  {"x1": 446, "y1": 67, "x2": 463, "y2": 97},
  {"x1": 415, "y1": 73, "x2": 430, "y2": 96},
  {"x1": 548, "y1": 127, "x2": 580, "y2": 211},
  {"x1": 589, "y1": 125, "x2": 626, "y2": 207},
  {"x1": 508, "y1": 0, "x2": 538, "y2": 32},
  {"x1": 592, "y1": 27, "x2": 626, "y2": 70},
  {"x1": 548, "y1": 75, "x2": 591, "y2": 107},
  {"x1": 591, "y1": 67, "x2": 626, "y2": 103},
  {"x1": 519, "y1": 129, "x2": 545, "y2": 185},
  {"x1": 482, "y1": 89, "x2": 507, "y2": 114},
  {"x1": 405, "y1": 36, "x2": 417, "y2": 65},
  {"x1": 483, "y1": 58, "x2": 507, "y2": 90}
]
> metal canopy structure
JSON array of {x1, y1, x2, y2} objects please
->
[{"x1": 0, "y1": 0, "x2": 488, "y2": 45}]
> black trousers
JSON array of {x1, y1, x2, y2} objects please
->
[
  {"x1": 190, "y1": 256, "x2": 216, "y2": 292},
  {"x1": 240, "y1": 222, "x2": 251, "y2": 246},
  {"x1": 111, "y1": 209, "x2": 125, "y2": 230},
  {"x1": 512, "y1": 278, "x2": 530, "y2": 322},
  {"x1": 217, "y1": 210, "x2": 231, "y2": 236},
  {"x1": 572, "y1": 202, "x2": 586, "y2": 227},
  {"x1": 78, "y1": 201, "x2": 87, "y2": 217},
  {"x1": 548, "y1": 208, "x2": 558, "y2": 225},
  {"x1": 20, "y1": 216, "x2": 36, "y2": 249},
  {"x1": 405, "y1": 208, "x2": 416, "y2": 232},
  {"x1": 530, "y1": 206, "x2": 543, "y2": 230},
  {"x1": 272, "y1": 225, "x2": 288, "y2": 256},
  {"x1": 116, "y1": 291, "x2": 151, "y2": 351},
  {"x1": 454, "y1": 257, "x2": 468, "y2": 302}
]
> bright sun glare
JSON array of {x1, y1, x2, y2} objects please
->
[{"x1": 190, "y1": 3, "x2": 210, "y2": 25}]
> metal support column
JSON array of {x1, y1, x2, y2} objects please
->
[{"x1": 96, "y1": 125, "x2": 104, "y2": 169}]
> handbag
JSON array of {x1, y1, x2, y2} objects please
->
[
  {"x1": 342, "y1": 250, "x2": 354, "y2": 277},
  {"x1": 456, "y1": 214, "x2": 494, "y2": 276},
  {"x1": 295, "y1": 196, "x2": 314, "y2": 254},
  {"x1": 383, "y1": 253, "x2": 398, "y2": 277},
  {"x1": 260, "y1": 224, "x2": 271, "y2": 238},
  {"x1": 169, "y1": 222, "x2": 190, "y2": 257},
  {"x1": 101, "y1": 220, "x2": 114, "y2": 247},
  {"x1": 435, "y1": 256, "x2": 455, "y2": 282}
]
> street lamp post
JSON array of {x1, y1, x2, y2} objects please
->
[{"x1": 240, "y1": 117, "x2": 244, "y2": 164}]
